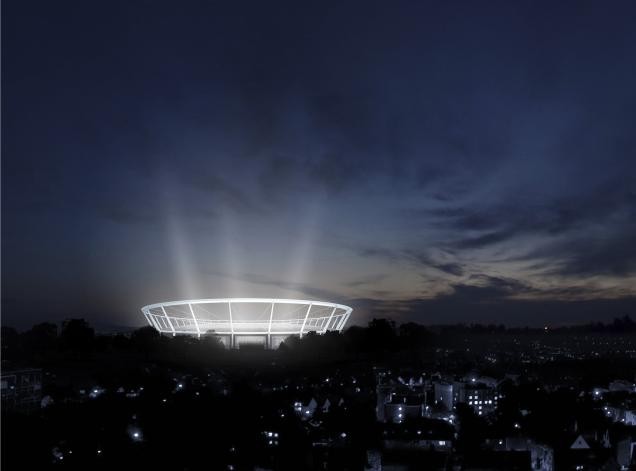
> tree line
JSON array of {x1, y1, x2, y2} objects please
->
[{"x1": 2, "y1": 315, "x2": 634, "y2": 367}]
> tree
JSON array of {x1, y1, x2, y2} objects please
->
[
  {"x1": 367, "y1": 318, "x2": 398, "y2": 352},
  {"x1": 612, "y1": 315, "x2": 635, "y2": 332},
  {"x1": 131, "y1": 326, "x2": 160, "y2": 349},
  {"x1": 22, "y1": 322, "x2": 58, "y2": 353},
  {"x1": 199, "y1": 332, "x2": 224, "y2": 350},
  {"x1": 59, "y1": 318, "x2": 94, "y2": 352},
  {"x1": 1, "y1": 326, "x2": 20, "y2": 359},
  {"x1": 399, "y1": 322, "x2": 434, "y2": 350}
]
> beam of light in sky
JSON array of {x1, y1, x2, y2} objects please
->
[
  {"x1": 285, "y1": 196, "x2": 325, "y2": 298},
  {"x1": 160, "y1": 177, "x2": 200, "y2": 300},
  {"x1": 218, "y1": 207, "x2": 242, "y2": 298}
]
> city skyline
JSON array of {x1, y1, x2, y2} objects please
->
[{"x1": 3, "y1": 1, "x2": 636, "y2": 329}]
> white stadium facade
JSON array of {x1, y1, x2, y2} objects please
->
[{"x1": 141, "y1": 298, "x2": 353, "y2": 349}]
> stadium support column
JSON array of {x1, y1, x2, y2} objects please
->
[
  {"x1": 161, "y1": 306, "x2": 176, "y2": 336},
  {"x1": 267, "y1": 301, "x2": 275, "y2": 349},
  {"x1": 324, "y1": 307, "x2": 337, "y2": 333},
  {"x1": 336, "y1": 309, "x2": 351, "y2": 332},
  {"x1": 146, "y1": 311, "x2": 163, "y2": 332},
  {"x1": 188, "y1": 303, "x2": 201, "y2": 338},
  {"x1": 299, "y1": 303, "x2": 312, "y2": 338},
  {"x1": 142, "y1": 311, "x2": 153, "y2": 328},
  {"x1": 228, "y1": 301, "x2": 234, "y2": 348}
]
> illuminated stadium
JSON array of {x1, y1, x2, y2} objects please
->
[{"x1": 141, "y1": 298, "x2": 353, "y2": 349}]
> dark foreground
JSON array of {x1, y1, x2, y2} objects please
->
[{"x1": 3, "y1": 318, "x2": 636, "y2": 470}]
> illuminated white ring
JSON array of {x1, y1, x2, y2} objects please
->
[{"x1": 140, "y1": 298, "x2": 352, "y2": 342}]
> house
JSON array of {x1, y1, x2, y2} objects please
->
[{"x1": 1, "y1": 368, "x2": 42, "y2": 413}]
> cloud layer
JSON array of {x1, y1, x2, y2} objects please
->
[{"x1": 2, "y1": 1, "x2": 635, "y2": 327}]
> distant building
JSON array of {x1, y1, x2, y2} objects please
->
[
  {"x1": 384, "y1": 393, "x2": 427, "y2": 423},
  {"x1": 605, "y1": 406, "x2": 636, "y2": 425},
  {"x1": 615, "y1": 438, "x2": 635, "y2": 470},
  {"x1": 1, "y1": 368, "x2": 43, "y2": 413},
  {"x1": 433, "y1": 381, "x2": 453, "y2": 411},
  {"x1": 609, "y1": 380, "x2": 636, "y2": 393},
  {"x1": 294, "y1": 398, "x2": 318, "y2": 420},
  {"x1": 528, "y1": 442, "x2": 552, "y2": 471},
  {"x1": 462, "y1": 382, "x2": 498, "y2": 416},
  {"x1": 376, "y1": 374, "x2": 429, "y2": 423}
]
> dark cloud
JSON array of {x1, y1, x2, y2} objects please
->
[
  {"x1": 349, "y1": 294, "x2": 636, "y2": 327},
  {"x1": 448, "y1": 230, "x2": 516, "y2": 250},
  {"x1": 210, "y1": 272, "x2": 343, "y2": 303},
  {"x1": 403, "y1": 251, "x2": 466, "y2": 277},
  {"x1": 405, "y1": 184, "x2": 636, "y2": 272},
  {"x1": 344, "y1": 274, "x2": 388, "y2": 288},
  {"x1": 3, "y1": 0, "x2": 636, "y2": 327},
  {"x1": 557, "y1": 239, "x2": 636, "y2": 278},
  {"x1": 431, "y1": 263, "x2": 465, "y2": 277},
  {"x1": 189, "y1": 174, "x2": 261, "y2": 214},
  {"x1": 527, "y1": 225, "x2": 636, "y2": 278},
  {"x1": 348, "y1": 276, "x2": 636, "y2": 326},
  {"x1": 98, "y1": 204, "x2": 159, "y2": 226},
  {"x1": 358, "y1": 247, "x2": 465, "y2": 277},
  {"x1": 463, "y1": 274, "x2": 531, "y2": 298},
  {"x1": 347, "y1": 272, "x2": 635, "y2": 326},
  {"x1": 256, "y1": 152, "x2": 358, "y2": 202}
]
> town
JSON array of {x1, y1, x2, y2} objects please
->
[{"x1": 3, "y1": 317, "x2": 636, "y2": 470}]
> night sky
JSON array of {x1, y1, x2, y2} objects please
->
[{"x1": 3, "y1": 1, "x2": 635, "y2": 329}]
